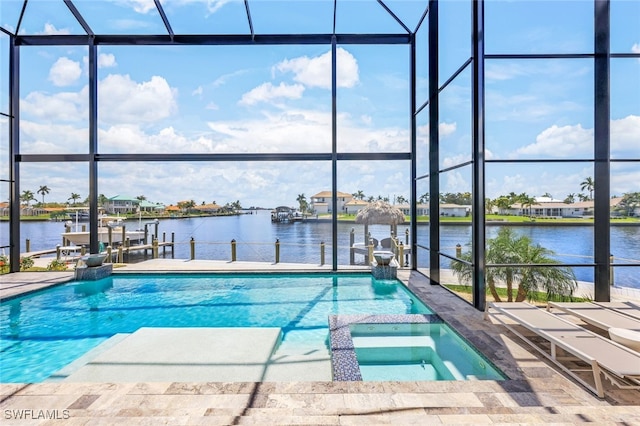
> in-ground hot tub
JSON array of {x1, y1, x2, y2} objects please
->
[{"x1": 329, "y1": 314, "x2": 505, "y2": 382}]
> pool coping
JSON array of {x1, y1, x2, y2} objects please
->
[{"x1": 329, "y1": 313, "x2": 444, "y2": 381}]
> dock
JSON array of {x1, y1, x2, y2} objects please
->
[{"x1": 18, "y1": 240, "x2": 175, "y2": 267}]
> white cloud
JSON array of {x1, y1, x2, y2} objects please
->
[
  {"x1": 192, "y1": 86, "x2": 204, "y2": 96},
  {"x1": 212, "y1": 69, "x2": 247, "y2": 87},
  {"x1": 275, "y1": 48, "x2": 359, "y2": 89},
  {"x1": 514, "y1": 123, "x2": 592, "y2": 158},
  {"x1": 164, "y1": 0, "x2": 237, "y2": 15},
  {"x1": 442, "y1": 154, "x2": 472, "y2": 170},
  {"x1": 439, "y1": 122, "x2": 457, "y2": 137},
  {"x1": 512, "y1": 115, "x2": 639, "y2": 159},
  {"x1": 632, "y1": 43, "x2": 640, "y2": 54},
  {"x1": 37, "y1": 23, "x2": 71, "y2": 35},
  {"x1": 205, "y1": 0, "x2": 236, "y2": 15},
  {"x1": 98, "y1": 53, "x2": 117, "y2": 68},
  {"x1": 127, "y1": 0, "x2": 157, "y2": 14},
  {"x1": 444, "y1": 170, "x2": 468, "y2": 193},
  {"x1": 49, "y1": 57, "x2": 82, "y2": 87},
  {"x1": 98, "y1": 74, "x2": 178, "y2": 124},
  {"x1": 20, "y1": 121, "x2": 88, "y2": 154},
  {"x1": 239, "y1": 82, "x2": 305, "y2": 106},
  {"x1": 21, "y1": 88, "x2": 87, "y2": 122},
  {"x1": 82, "y1": 53, "x2": 118, "y2": 72},
  {"x1": 611, "y1": 115, "x2": 640, "y2": 155},
  {"x1": 206, "y1": 102, "x2": 219, "y2": 110},
  {"x1": 361, "y1": 115, "x2": 372, "y2": 125}
]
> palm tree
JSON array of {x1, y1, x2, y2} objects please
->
[
  {"x1": 68, "y1": 193, "x2": 81, "y2": 205},
  {"x1": 564, "y1": 193, "x2": 576, "y2": 204},
  {"x1": 485, "y1": 198, "x2": 495, "y2": 215},
  {"x1": 37, "y1": 185, "x2": 50, "y2": 205},
  {"x1": 619, "y1": 192, "x2": 640, "y2": 217},
  {"x1": 352, "y1": 190, "x2": 365, "y2": 200},
  {"x1": 98, "y1": 194, "x2": 108, "y2": 207},
  {"x1": 296, "y1": 193, "x2": 308, "y2": 214},
  {"x1": 518, "y1": 193, "x2": 537, "y2": 219},
  {"x1": 494, "y1": 196, "x2": 512, "y2": 214},
  {"x1": 580, "y1": 177, "x2": 595, "y2": 200},
  {"x1": 396, "y1": 195, "x2": 407, "y2": 205},
  {"x1": 136, "y1": 195, "x2": 147, "y2": 201},
  {"x1": 418, "y1": 193, "x2": 429, "y2": 204},
  {"x1": 451, "y1": 228, "x2": 577, "y2": 302},
  {"x1": 20, "y1": 190, "x2": 35, "y2": 207}
]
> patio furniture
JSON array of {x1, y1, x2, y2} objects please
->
[
  {"x1": 487, "y1": 302, "x2": 640, "y2": 398},
  {"x1": 547, "y1": 302, "x2": 640, "y2": 332},
  {"x1": 608, "y1": 328, "x2": 640, "y2": 352},
  {"x1": 593, "y1": 301, "x2": 640, "y2": 321}
]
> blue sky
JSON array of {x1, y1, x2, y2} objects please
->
[{"x1": 1, "y1": 0, "x2": 639, "y2": 208}]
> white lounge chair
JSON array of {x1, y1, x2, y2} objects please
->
[
  {"x1": 593, "y1": 301, "x2": 640, "y2": 321},
  {"x1": 547, "y1": 302, "x2": 640, "y2": 332},
  {"x1": 548, "y1": 301, "x2": 640, "y2": 352},
  {"x1": 487, "y1": 302, "x2": 640, "y2": 398}
]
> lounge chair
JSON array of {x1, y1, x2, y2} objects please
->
[
  {"x1": 548, "y1": 301, "x2": 640, "y2": 352},
  {"x1": 547, "y1": 302, "x2": 640, "y2": 332},
  {"x1": 593, "y1": 301, "x2": 640, "y2": 321},
  {"x1": 486, "y1": 302, "x2": 640, "y2": 398}
]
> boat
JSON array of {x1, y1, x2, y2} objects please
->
[
  {"x1": 65, "y1": 209, "x2": 90, "y2": 221},
  {"x1": 61, "y1": 215, "x2": 146, "y2": 247}
]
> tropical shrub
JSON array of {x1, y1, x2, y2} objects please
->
[
  {"x1": 0, "y1": 255, "x2": 8, "y2": 274},
  {"x1": 47, "y1": 259, "x2": 68, "y2": 271},
  {"x1": 20, "y1": 256, "x2": 34, "y2": 270},
  {"x1": 451, "y1": 228, "x2": 578, "y2": 302}
]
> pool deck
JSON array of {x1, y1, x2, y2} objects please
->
[{"x1": 1, "y1": 261, "x2": 640, "y2": 424}]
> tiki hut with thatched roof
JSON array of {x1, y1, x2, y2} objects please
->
[{"x1": 355, "y1": 200, "x2": 405, "y2": 247}]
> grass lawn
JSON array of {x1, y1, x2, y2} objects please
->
[{"x1": 443, "y1": 283, "x2": 589, "y2": 306}]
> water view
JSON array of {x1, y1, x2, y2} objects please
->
[{"x1": 3, "y1": 210, "x2": 640, "y2": 289}]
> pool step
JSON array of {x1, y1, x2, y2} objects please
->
[
  {"x1": 61, "y1": 327, "x2": 284, "y2": 382},
  {"x1": 266, "y1": 346, "x2": 332, "y2": 381},
  {"x1": 351, "y1": 334, "x2": 436, "y2": 348}
]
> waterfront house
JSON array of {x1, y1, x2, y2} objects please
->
[
  {"x1": 310, "y1": 191, "x2": 353, "y2": 215},
  {"x1": 165, "y1": 205, "x2": 181, "y2": 215},
  {"x1": 510, "y1": 200, "x2": 594, "y2": 218},
  {"x1": 103, "y1": 196, "x2": 165, "y2": 215},
  {"x1": 194, "y1": 203, "x2": 222, "y2": 214},
  {"x1": 395, "y1": 203, "x2": 465, "y2": 217},
  {"x1": 139, "y1": 200, "x2": 166, "y2": 214},
  {"x1": 104, "y1": 195, "x2": 139, "y2": 215},
  {"x1": 440, "y1": 203, "x2": 471, "y2": 217},
  {"x1": 344, "y1": 199, "x2": 369, "y2": 215}
]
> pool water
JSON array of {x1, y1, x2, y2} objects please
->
[
  {"x1": 351, "y1": 323, "x2": 505, "y2": 381},
  {"x1": 0, "y1": 273, "x2": 430, "y2": 383}
]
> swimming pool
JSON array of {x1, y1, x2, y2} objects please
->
[{"x1": 0, "y1": 273, "x2": 431, "y2": 382}]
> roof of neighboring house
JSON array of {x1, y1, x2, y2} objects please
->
[
  {"x1": 194, "y1": 203, "x2": 221, "y2": 210},
  {"x1": 441, "y1": 203, "x2": 471, "y2": 209},
  {"x1": 345, "y1": 199, "x2": 369, "y2": 206},
  {"x1": 109, "y1": 195, "x2": 138, "y2": 202},
  {"x1": 166, "y1": 205, "x2": 181, "y2": 211},
  {"x1": 513, "y1": 201, "x2": 594, "y2": 209},
  {"x1": 311, "y1": 191, "x2": 353, "y2": 199},
  {"x1": 139, "y1": 200, "x2": 165, "y2": 208}
]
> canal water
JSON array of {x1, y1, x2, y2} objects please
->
[{"x1": 2, "y1": 209, "x2": 639, "y2": 289}]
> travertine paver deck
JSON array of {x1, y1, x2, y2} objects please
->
[{"x1": 1, "y1": 262, "x2": 639, "y2": 424}]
